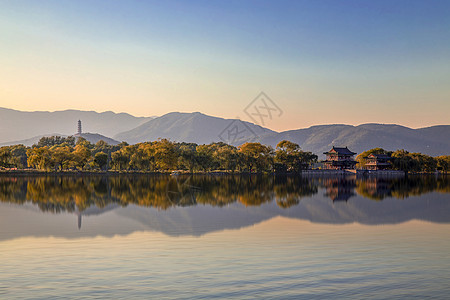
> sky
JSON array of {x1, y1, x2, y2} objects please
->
[{"x1": 0, "y1": 0, "x2": 449, "y2": 131}]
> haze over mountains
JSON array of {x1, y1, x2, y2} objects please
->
[
  {"x1": 0, "y1": 107, "x2": 448, "y2": 157},
  {"x1": 113, "y1": 111, "x2": 449, "y2": 157},
  {"x1": 258, "y1": 124, "x2": 450, "y2": 158},
  {"x1": 114, "y1": 112, "x2": 275, "y2": 145},
  {"x1": 0, "y1": 133, "x2": 120, "y2": 147},
  {"x1": 0, "y1": 107, "x2": 151, "y2": 143}
]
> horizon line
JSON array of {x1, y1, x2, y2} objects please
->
[{"x1": 1, "y1": 106, "x2": 448, "y2": 131}]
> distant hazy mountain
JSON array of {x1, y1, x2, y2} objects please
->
[
  {"x1": 1, "y1": 108, "x2": 448, "y2": 157},
  {"x1": 0, "y1": 133, "x2": 63, "y2": 147},
  {"x1": 258, "y1": 124, "x2": 450, "y2": 158},
  {"x1": 115, "y1": 112, "x2": 449, "y2": 157},
  {"x1": 76, "y1": 133, "x2": 120, "y2": 146},
  {"x1": 0, "y1": 107, "x2": 152, "y2": 144},
  {"x1": 114, "y1": 112, "x2": 275, "y2": 145},
  {"x1": 0, "y1": 132, "x2": 120, "y2": 147}
]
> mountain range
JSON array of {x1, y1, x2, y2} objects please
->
[
  {"x1": 0, "y1": 107, "x2": 448, "y2": 157},
  {"x1": 0, "y1": 133, "x2": 120, "y2": 147},
  {"x1": 114, "y1": 112, "x2": 275, "y2": 145},
  {"x1": 113, "y1": 112, "x2": 449, "y2": 157},
  {"x1": 0, "y1": 107, "x2": 151, "y2": 143},
  {"x1": 258, "y1": 123, "x2": 450, "y2": 158}
]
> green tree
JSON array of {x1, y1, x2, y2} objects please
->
[
  {"x1": 93, "y1": 140, "x2": 113, "y2": 155},
  {"x1": 391, "y1": 150, "x2": 437, "y2": 173},
  {"x1": 111, "y1": 150, "x2": 128, "y2": 170},
  {"x1": 298, "y1": 151, "x2": 318, "y2": 170},
  {"x1": 356, "y1": 148, "x2": 390, "y2": 169},
  {"x1": 153, "y1": 139, "x2": 177, "y2": 171},
  {"x1": 0, "y1": 147, "x2": 12, "y2": 168},
  {"x1": 37, "y1": 136, "x2": 75, "y2": 147},
  {"x1": 391, "y1": 149, "x2": 415, "y2": 172},
  {"x1": 72, "y1": 144, "x2": 92, "y2": 170},
  {"x1": 76, "y1": 136, "x2": 93, "y2": 148},
  {"x1": 411, "y1": 152, "x2": 436, "y2": 173},
  {"x1": 94, "y1": 152, "x2": 108, "y2": 170},
  {"x1": 436, "y1": 155, "x2": 450, "y2": 173},
  {"x1": 10, "y1": 144, "x2": 28, "y2": 168},
  {"x1": 196, "y1": 144, "x2": 219, "y2": 171},
  {"x1": 215, "y1": 143, "x2": 239, "y2": 171},
  {"x1": 238, "y1": 142, "x2": 273, "y2": 172},
  {"x1": 130, "y1": 144, "x2": 155, "y2": 171},
  {"x1": 275, "y1": 140, "x2": 317, "y2": 172},
  {"x1": 27, "y1": 147, "x2": 53, "y2": 170},
  {"x1": 51, "y1": 145, "x2": 74, "y2": 170},
  {"x1": 111, "y1": 148, "x2": 131, "y2": 170},
  {"x1": 177, "y1": 143, "x2": 198, "y2": 172}
]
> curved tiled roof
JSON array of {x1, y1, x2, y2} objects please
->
[{"x1": 323, "y1": 146, "x2": 356, "y2": 155}]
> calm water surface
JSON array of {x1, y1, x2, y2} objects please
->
[{"x1": 0, "y1": 175, "x2": 449, "y2": 299}]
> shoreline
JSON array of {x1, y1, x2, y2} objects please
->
[{"x1": 0, "y1": 169, "x2": 447, "y2": 177}]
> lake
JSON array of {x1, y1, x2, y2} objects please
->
[{"x1": 0, "y1": 174, "x2": 449, "y2": 299}]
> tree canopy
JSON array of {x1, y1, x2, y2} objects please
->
[{"x1": 0, "y1": 136, "x2": 447, "y2": 173}]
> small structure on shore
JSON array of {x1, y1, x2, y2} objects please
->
[
  {"x1": 323, "y1": 146, "x2": 357, "y2": 170},
  {"x1": 364, "y1": 153, "x2": 392, "y2": 170}
]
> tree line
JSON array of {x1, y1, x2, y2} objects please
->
[
  {"x1": 0, "y1": 136, "x2": 448, "y2": 173},
  {"x1": 0, "y1": 136, "x2": 318, "y2": 173},
  {"x1": 356, "y1": 148, "x2": 450, "y2": 173}
]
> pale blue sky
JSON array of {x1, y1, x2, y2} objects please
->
[{"x1": 0, "y1": 0, "x2": 449, "y2": 130}]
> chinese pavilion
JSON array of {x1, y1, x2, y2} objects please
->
[
  {"x1": 364, "y1": 153, "x2": 391, "y2": 170},
  {"x1": 323, "y1": 146, "x2": 357, "y2": 170}
]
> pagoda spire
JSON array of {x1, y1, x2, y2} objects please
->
[{"x1": 77, "y1": 120, "x2": 82, "y2": 135}]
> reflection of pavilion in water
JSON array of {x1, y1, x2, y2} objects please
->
[
  {"x1": 356, "y1": 178, "x2": 392, "y2": 200},
  {"x1": 323, "y1": 177, "x2": 356, "y2": 202}
]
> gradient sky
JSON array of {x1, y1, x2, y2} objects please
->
[{"x1": 0, "y1": 0, "x2": 449, "y2": 131}]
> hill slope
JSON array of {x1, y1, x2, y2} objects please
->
[
  {"x1": 0, "y1": 132, "x2": 120, "y2": 147},
  {"x1": 1, "y1": 108, "x2": 448, "y2": 157},
  {"x1": 0, "y1": 107, "x2": 152, "y2": 143},
  {"x1": 116, "y1": 112, "x2": 449, "y2": 157},
  {"x1": 76, "y1": 133, "x2": 120, "y2": 146},
  {"x1": 258, "y1": 124, "x2": 450, "y2": 158},
  {"x1": 114, "y1": 112, "x2": 276, "y2": 145}
]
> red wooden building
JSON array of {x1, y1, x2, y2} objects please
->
[
  {"x1": 364, "y1": 153, "x2": 391, "y2": 170},
  {"x1": 323, "y1": 146, "x2": 357, "y2": 170}
]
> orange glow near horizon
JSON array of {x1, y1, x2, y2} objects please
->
[{"x1": 1, "y1": 1, "x2": 449, "y2": 132}]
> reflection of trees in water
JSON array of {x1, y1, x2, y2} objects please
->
[
  {"x1": 389, "y1": 176, "x2": 450, "y2": 199},
  {"x1": 165, "y1": 176, "x2": 199, "y2": 207},
  {"x1": 315, "y1": 176, "x2": 450, "y2": 201},
  {"x1": 355, "y1": 176, "x2": 450, "y2": 200},
  {"x1": 109, "y1": 175, "x2": 175, "y2": 210},
  {"x1": 356, "y1": 178, "x2": 392, "y2": 201},
  {"x1": 274, "y1": 176, "x2": 318, "y2": 208},
  {"x1": 0, "y1": 175, "x2": 448, "y2": 212},
  {"x1": 194, "y1": 176, "x2": 240, "y2": 206},
  {"x1": 0, "y1": 177, "x2": 27, "y2": 204},
  {"x1": 236, "y1": 176, "x2": 274, "y2": 206},
  {"x1": 25, "y1": 176, "x2": 111, "y2": 213}
]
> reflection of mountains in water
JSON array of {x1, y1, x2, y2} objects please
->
[
  {"x1": 0, "y1": 175, "x2": 449, "y2": 238},
  {"x1": 76, "y1": 203, "x2": 119, "y2": 229},
  {"x1": 114, "y1": 191, "x2": 450, "y2": 237}
]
